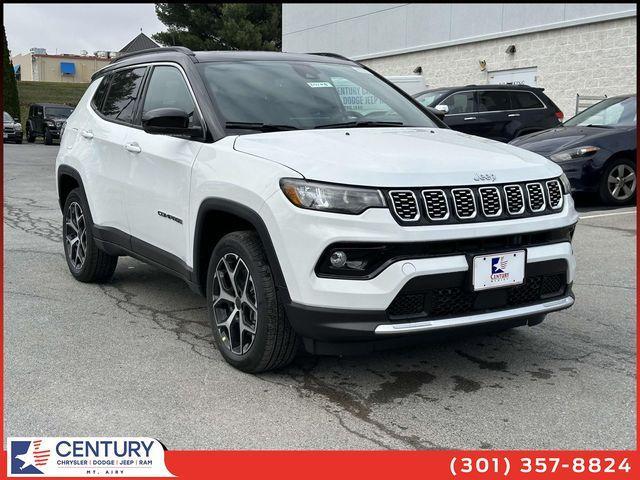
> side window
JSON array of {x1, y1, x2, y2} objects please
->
[
  {"x1": 510, "y1": 91, "x2": 544, "y2": 110},
  {"x1": 441, "y1": 92, "x2": 475, "y2": 114},
  {"x1": 91, "y1": 75, "x2": 111, "y2": 111},
  {"x1": 101, "y1": 67, "x2": 146, "y2": 124},
  {"x1": 477, "y1": 91, "x2": 511, "y2": 112},
  {"x1": 142, "y1": 66, "x2": 197, "y2": 126}
]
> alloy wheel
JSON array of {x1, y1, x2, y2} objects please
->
[
  {"x1": 607, "y1": 164, "x2": 636, "y2": 201},
  {"x1": 212, "y1": 253, "x2": 258, "y2": 355},
  {"x1": 65, "y1": 201, "x2": 87, "y2": 270}
]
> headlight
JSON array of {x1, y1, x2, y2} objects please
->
[
  {"x1": 45, "y1": 120, "x2": 55, "y2": 127},
  {"x1": 280, "y1": 178, "x2": 386, "y2": 214},
  {"x1": 559, "y1": 173, "x2": 571, "y2": 193},
  {"x1": 14, "y1": 122, "x2": 21, "y2": 131},
  {"x1": 550, "y1": 146, "x2": 599, "y2": 162}
]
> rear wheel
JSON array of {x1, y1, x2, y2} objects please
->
[
  {"x1": 599, "y1": 158, "x2": 636, "y2": 205},
  {"x1": 206, "y1": 231, "x2": 299, "y2": 373},
  {"x1": 62, "y1": 188, "x2": 118, "y2": 282}
]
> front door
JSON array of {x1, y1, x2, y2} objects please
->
[
  {"x1": 438, "y1": 91, "x2": 480, "y2": 135},
  {"x1": 124, "y1": 64, "x2": 203, "y2": 266}
]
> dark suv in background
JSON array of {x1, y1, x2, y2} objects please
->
[
  {"x1": 414, "y1": 85, "x2": 563, "y2": 143},
  {"x1": 26, "y1": 103, "x2": 74, "y2": 145}
]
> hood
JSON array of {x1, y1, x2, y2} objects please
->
[
  {"x1": 233, "y1": 127, "x2": 562, "y2": 187},
  {"x1": 509, "y1": 125, "x2": 626, "y2": 155}
]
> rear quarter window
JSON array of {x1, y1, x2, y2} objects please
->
[
  {"x1": 91, "y1": 75, "x2": 111, "y2": 111},
  {"x1": 510, "y1": 91, "x2": 544, "y2": 109}
]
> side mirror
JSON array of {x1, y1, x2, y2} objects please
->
[
  {"x1": 142, "y1": 108, "x2": 202, "y2": 136},
  {"x1": 434, "y1": 104, "x2": 449, "y2": 115},
  {"x1": 426, "y1": 106, "x2": 446, "y2": 121}
]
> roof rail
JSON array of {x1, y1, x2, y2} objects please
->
[
  {"x1": 110, "y1": 46, "x2": 196, "y2": 64},
  {"x1": 306, "y1": 52, "x2": 354, "y2": 62}
]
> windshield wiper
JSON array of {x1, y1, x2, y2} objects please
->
[
  {"x1": 225, "y1": 122, "x2": 299, "y2": 132},
  {"x1": 315, "y1": 120, "x2": 404, "y2": 129},
  {"x1": 584, "y1": 124, "x2": 614, "y2": 128}
]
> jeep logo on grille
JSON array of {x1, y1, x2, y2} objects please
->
[{"x1": 474, "y1": 173, "x2": 497, "y2": 182}]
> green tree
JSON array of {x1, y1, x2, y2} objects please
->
[
  {"x1": 152, "y1": 3, "x2": 281, "y2": 51},
  {"x1": 2, "y1": 25, "x2": 21, "y2": 121}
]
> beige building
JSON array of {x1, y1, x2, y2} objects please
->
[{"x1": 11, "y1": 53, "x2": 111, "y2": 83}]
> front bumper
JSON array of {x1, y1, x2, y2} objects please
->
[{"x1": 3, "y1": 130, "x2": 22, "y2": 141}]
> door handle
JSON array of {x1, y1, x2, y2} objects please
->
[
  {"x1": 81, "y1": 130, "x2": 94, "y2": 139},
  {"x1": 124, "y1": 142, "x2": 142, "y2": 154},
  {"x1": 463, "y1": 116, "x2": 477, "y2": 121},
  {"x1": 508, "y1": 113, "x2": 521, "y2": 117}
]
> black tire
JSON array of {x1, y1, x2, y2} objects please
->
[
  {"x1": 26, "y1": 127, "x2": 35, "y2": 143},
  {"x1": 206, "y1": 231, "x2": 299, "y2": 373},
  {"x1": 599, "y1": 158, "x2": 636, "y2": 205},
  {"x1": 15, "y1": 137, "x2": 22, "y2": 144},
  {"x1": 44, "y1": 130, "x2": 53, "y2": 145},
  {"x1": 62, "y1": 188, "x2": 118, "y2": 282}
]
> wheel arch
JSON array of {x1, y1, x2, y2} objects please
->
[
  {"x1": 193, "y1": 198, "x2": 290, "y2": 301},
  {"x1": 57, "y1": 165, "x2": 85, "y2": 211}
]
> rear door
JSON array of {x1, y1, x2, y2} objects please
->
[
  {"x1": 508, "y1": 89, "x2": 557, "y2": 136},
  {"x1": 475, "y1": 90, "x2": 512, "y2": 141},
  {"x1": 123, "y1": 64, "x2": 204, "y2": 265},
  {"x1": 83, "y1": 66, "x2": 147, "y2": 233},
  {"x1": 437, "y1": 91, "x2": 479, "y2": 135}
]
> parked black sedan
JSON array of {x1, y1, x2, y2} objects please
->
[{"x1": 510, "y1": 95, "x2": 636, "y2": 205}]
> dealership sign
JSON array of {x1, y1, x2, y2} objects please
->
[{"x1": 8, "y1": 437, "x2": 174, "y2": 477}]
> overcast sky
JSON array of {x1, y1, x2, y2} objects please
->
[{"x1": 4, "y1": 3, "x2": 167, "y2": 55}]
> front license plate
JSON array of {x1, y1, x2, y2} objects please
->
[{"x1": 472, "y1": 250, "x2": 525, "y2": 291}]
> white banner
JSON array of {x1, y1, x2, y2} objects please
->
[{"x1": 7, "y1": 437, "x2": 174, "y2": 477}]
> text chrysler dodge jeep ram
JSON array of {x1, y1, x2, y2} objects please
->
[{"x1": 56, "y1": 48, "x2": 577, "y2": 372}]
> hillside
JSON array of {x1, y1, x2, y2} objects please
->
[{"x1": 16, "y1": 81, "x2": 89, "y2": 125}]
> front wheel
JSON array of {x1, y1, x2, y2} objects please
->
[
  {"x1": 44, "y1": 130, "x2": 53, "y2": 145},
  {"x1": 62, "y1": 188, "x2": 118, "y2": 282},
  {"x1": 599, "y1": 158, "x2": 636, "y2": 205},
  {"x1": 26, "y1": 127, "x2": 35, "y2": 143},
  {"x1": 206, "y1": 231, "x2": 299, "y2": 373}
]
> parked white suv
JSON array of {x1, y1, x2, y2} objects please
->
[{"x1": 56, "y1": 48, "x2": 577, "y2": 372}]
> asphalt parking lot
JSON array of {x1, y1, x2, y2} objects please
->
[{"x1": 4, "y1": 143, "x2": 636, "y2": 449}]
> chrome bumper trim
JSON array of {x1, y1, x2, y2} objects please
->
[{"x1": 374, "y1": 295, "x2": 574, "y2": 335}]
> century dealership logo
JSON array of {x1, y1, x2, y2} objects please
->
[
  {"x1": 491, "y1": 256, "x2": 510, "y2": 280},
  {"x1": 8, "y1": 437, "x2": 174, "y2": 477}
]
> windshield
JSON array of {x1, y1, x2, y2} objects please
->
[
  {"x1": 564, "y1": 96, "x2": 636, "y2": 127},
  {"x1": 197, "y1": 60, "x2": 437, "y2": 131},
  {"x1": 44, "y1": 106, "x2": 73, "y2": 118},
  {"x1": 3, "y1": 112, "x2": 13, "y2": 122},
  {"x1": 414, "y1": 90, "x2": 447, "y2": 107}
]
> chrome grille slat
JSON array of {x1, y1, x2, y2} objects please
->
[
  {"x1": 503, "y1": 185, "x2": 525, "y2": 215},
  {"x1": 526, "y1": 183, "x2": 546, "y2": 212},
  {"x1": 421, "y1": 189, "x2": 450, "y2": 221},
  {"x1": 546, "y1": 180, "x2": 563, "y2": 210},
  {"x1": 389, "y1": 190, "x2": 420, "y2": 221},
  {"x1": 478, "y1": 186, "x2": 502, "y2": 217},
  {"x1": 451, "y1": 188, "x2": 477, "y2": 219}
]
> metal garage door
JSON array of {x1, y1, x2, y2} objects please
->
[{"x1": 488, "y1": 67, "x2": 537, "y2": 87}]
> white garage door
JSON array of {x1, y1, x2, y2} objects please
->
[{"x1": 488, "y1": 67, "x2": 537, "y2": 87}]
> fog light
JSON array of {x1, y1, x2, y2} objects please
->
[{"x1": 330, "y1": 251, "x2": 347, "y2": 268}]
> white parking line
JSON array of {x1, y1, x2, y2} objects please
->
[{"x1": 579, "y1": 209, "x2": 636, "y2": 219}]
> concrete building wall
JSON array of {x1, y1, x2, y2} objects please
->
[
  {"x1": 10, "y1": 54, "x2": 110, "y2": 83},
  {"x1": 361, "y1": 17, "x2": 636, "y2": 118}
]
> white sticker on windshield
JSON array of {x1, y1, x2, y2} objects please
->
[{"x1": 306, "y1": 81, "x2": 334, "y2": 88}]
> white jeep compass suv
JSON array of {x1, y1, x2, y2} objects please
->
[{"x1": 56, "y1": 48, "x2": 577, "y2": 372}]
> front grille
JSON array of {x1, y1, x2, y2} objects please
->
[
  {"x1": 451, "y1": 188, "x2": 477, "y2": 219},
  {"x1": 547, "y1": 180, "x2": 563, "y2": 209},
  {"x1": 389, "y1": 191, "x2": 419, "y2": 221},
  {"x1": 504, "y1": 185, "x2": 525, "y2": 215},
  {"x1": 526, "y1": 183, "x2": 546, "y2": 212},
  {"x1": 422, "y1": 190, "x2": 449, "y2": 220},
  {"x1": 478, "y1": 187, "x2": 502, "y2": 217},
  {"x1": 385, "y1": 178, "x2": 565, "y2": 225},
  {"x1": 387, "y1": 272, "x2": 568, "y2": 319}
]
